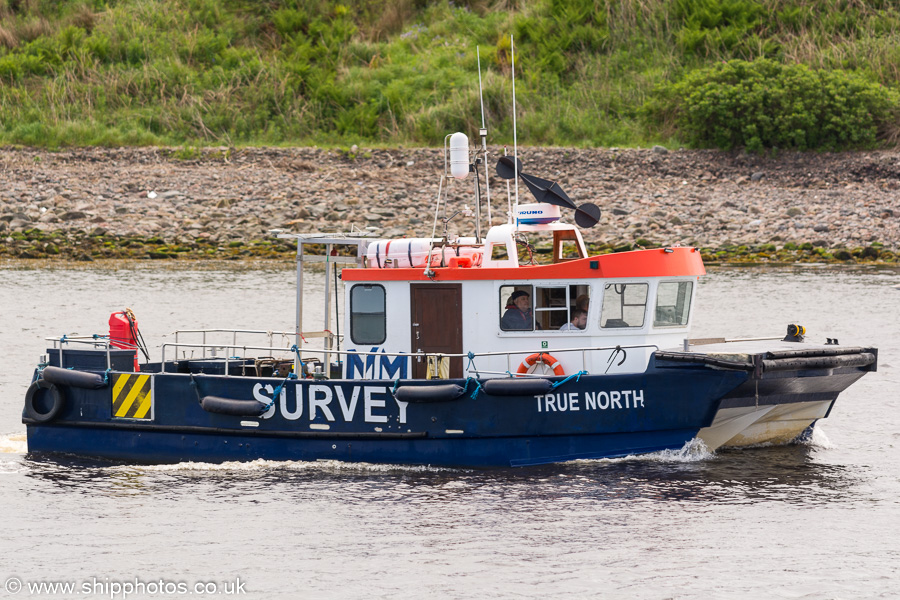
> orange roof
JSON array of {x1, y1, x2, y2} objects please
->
[{"x1": 342, "y1": 247, "x2": 705, "y2": 282}]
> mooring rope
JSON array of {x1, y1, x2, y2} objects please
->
[
  {"x1": 290, "y1": 344, "x2": 306, "y2": 377},
  {"x1": 465, "y1": 351, "x2": 481, "y2": 378},
  {"x1": 551, "y1": 370, "x2": 588, "y2": 389},
  {"x1": 463, "y1": 376, "x2": 483, "y2": 399},
  {"x1": 260, "y1": 372, "x2": 297, "y2": 415}
]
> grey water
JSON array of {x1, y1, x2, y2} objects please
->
[{"x1": 1, "y1": 261, "x2": 898, "y2": 599}]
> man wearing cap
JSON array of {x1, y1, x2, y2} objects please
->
[{"x1": 501, "y1": 290, "x2": 534, "y2": 330}]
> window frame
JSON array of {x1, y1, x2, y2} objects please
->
[
  {"x1": 349, "y1": 283, "x2": 387, "y2": 345},
  {"x1": 534, "y1": 285, "x2": 569, "y2": 330},
  {"x1": 499, "y1": 283, "x2": 591, "y2": 333},
  {"x1": 653, "y1": 280, "x2": 694, "y2": 328},
  {"x1": 599, "y1": 282, "x2": 649, "y2": 329},
  {"x1": 499, "y1": 284, "x2": 535, "y2": 332}
]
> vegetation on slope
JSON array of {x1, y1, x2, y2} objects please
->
[{"x1": 0, "y1": 0, "x2": 898, "y2": 149}]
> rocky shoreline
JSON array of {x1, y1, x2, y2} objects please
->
[{"x1": 1, "y1": 146, "x2": 898, "y2": 263}]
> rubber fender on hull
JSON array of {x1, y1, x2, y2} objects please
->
[
  {"x1": 762, "y1": 352, "x2": 876, "y2": 372},
  {"x1": 41, "y1": 365, "x2": 107, "y2": 389},
  {"x1": 24, "y1": 379, "x2": 65, "y2": 423},
  {"x1": 200, "y1": 396, "x2": 268, "y2": 416},
  {"x1": 653, "y1": 351, "x2": 753, "y2": 371},
  {"x1": 482, "y1": 378, "x2": 553, "y2": 396},
  {"x1": 393, "y1": 384, "x2": 465, "y2": 403}
]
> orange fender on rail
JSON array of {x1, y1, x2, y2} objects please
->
[{"x1": 517, "y1": 353, "x2": 565, "y2": 377}]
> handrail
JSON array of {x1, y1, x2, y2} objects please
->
[
  {"x1": 174, "y1": 328, "x2": 302, "y2": 336},
  {"x1": 159, "y1": 341, "x2": 659, "y2": 378},
  {"x1": 172, "y1": 328, "x2": 340, "y2": 359},
  {"x1": 159, "y1": 341, "x2": 658, "y2": 361},
  {"x1": 173, "y1": 328, "x2": 340, "y2": 338},
  {"x1": 44, "y1": 332, "x2": 656, "y2": 378},
  {"x1": 43, "y1": 335, "x2": 131, "y2": 371}
]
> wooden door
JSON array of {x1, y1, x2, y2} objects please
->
[{"x1": 410, "y1": 284, "x2": 463, "y2": 379}]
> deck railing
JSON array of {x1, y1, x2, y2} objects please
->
[
  {"x1": 44, "y1": 335, "x2": 138, "y2": 371},
  {"x1": 158, "y1": 340, "x2": 661, "y2": 379},
  {"x1": 172, "y1": 328, "x2": 338, "y2": 359},
  {"x1": 46, "y1": 329, "x2": 783, "y2": 379}
]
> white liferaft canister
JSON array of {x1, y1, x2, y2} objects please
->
[{"x1": 366, "y1": 239, "x2": 438, "y2": 268}]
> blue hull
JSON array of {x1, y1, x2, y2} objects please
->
[
  {"x1": 26, "y1": 424, "x2": 702, "y2": 467},
  {"x1": 24, "y1": 363, "x2": 749, "y2": 467}
]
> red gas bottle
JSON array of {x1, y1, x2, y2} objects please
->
[{"x1": 109, "y1": 309, "x2": 140, "y2": 371}]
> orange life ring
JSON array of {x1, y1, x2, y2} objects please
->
[{"x1": 517, "y1": 353, "x2": 565, "y2": 377}]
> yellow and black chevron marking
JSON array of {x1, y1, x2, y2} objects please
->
[{"x1": 111, "y1": 373, "x2": 153, "y2": 419}]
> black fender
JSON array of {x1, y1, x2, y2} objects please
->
[
  {"x1": 200, "y1": 396, "x2": 268, "y2": 416},
  {"x1": 42, "y1": 365, "x2": 107, "y2": 389},
  {"x1": 482, "y1": 378, "x2": 553, "y2": 396},
  {"x1": 394, "y1": 384, "x2": 465, "y2": 403},
  {"x1": 24, "y1": 379, "x2": 65, "y2": 423}
]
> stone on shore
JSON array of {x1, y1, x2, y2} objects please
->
[{"x1": 0, "y1": 146, "x2": 897, "y2": 262}]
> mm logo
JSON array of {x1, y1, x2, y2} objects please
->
[{"x1": 111, "y1": 373, "x2": 153, "y2": 419}]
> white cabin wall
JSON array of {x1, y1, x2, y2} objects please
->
[
  {"x1": 383, "y1": 281, "x2": 412, "y2": 355},
  {"x1": 342, "y1": 275, "x2": 698, "y2": 380},
  {"x1": 455, "y1": 278, "x2": 626, "y2": 377},
  {"x1": 460, "y1": 277, "x2": 697, "y2": 378},
  {"x1": 343, "y1": 280, "x2": 411, "y2": 380}
]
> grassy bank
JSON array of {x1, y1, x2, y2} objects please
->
[{"x1": 0, "y1": 0, "x2": 899, "y2": 150}]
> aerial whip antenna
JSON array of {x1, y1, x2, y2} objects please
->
[
  {"x1": 477, "y1": 46, "x2": 492, "y2": 226},
  {"x1": 504, "y1": 146, "x2": 512, "y2": 224},
  {"x1": 494, "y1": 37, "x2": 601, "y2": 230},
  {"x1": 510, "y1": 34, "x2": 519, "y2": 225}
]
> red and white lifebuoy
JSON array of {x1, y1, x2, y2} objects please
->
[{"x1": 517, "y1": 353, "x2": 565, "y2": 377}]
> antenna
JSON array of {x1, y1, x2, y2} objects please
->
[
  {"x1": 503, "y1": 147, "x2": 512, "y2": 223},
  {"x1": 510, "y1": 35, "x2": 519, "y2": 224},
  {"x1": 477, "y1": 46, "x2": 492, "y2": 226}
]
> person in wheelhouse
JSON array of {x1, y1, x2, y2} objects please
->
[{"x1": 501, "y1": 289, "x2": 534, "y2": 330}]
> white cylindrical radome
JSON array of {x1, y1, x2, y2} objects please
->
[{"x1": 449, "y1": 132, "x2": 469, "y2": 179}]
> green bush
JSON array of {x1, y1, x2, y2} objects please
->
[{"x1": 648, "y1": 58, "x2": 900, "y2": 151}]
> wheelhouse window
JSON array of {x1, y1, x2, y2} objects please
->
[
  {"x1": 350, "y1": 284, "x2": 386, "y2": 344},
  {"x1": 500, "y1": 284, "x2": 590, "y2": 332},
  {"x1": 500, "y1": 285, "x2": 534, "y2": 331},
  {"x1": 535, "y1": 286, "x2": 568, "y2": 329},
  {"x1": 600, "y1": 283, "x2": 648, "y2": 328},
  {"x1": 654, "y1": 281, "x2": 693, "y2": 327}
]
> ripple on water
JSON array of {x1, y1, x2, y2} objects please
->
[
  {"x1": 0, "y1": 432, "x2": 27, "y2": 454},
  {"x1": 108, "y1": 458, "x2": 464, "y2": 475},
  {"x1": 0, "y1": 460, "x2": 25, "y2": 474}
]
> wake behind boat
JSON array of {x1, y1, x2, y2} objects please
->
[{"x1": 22, "y1": 39, "x2": 877, "y2": 467}]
